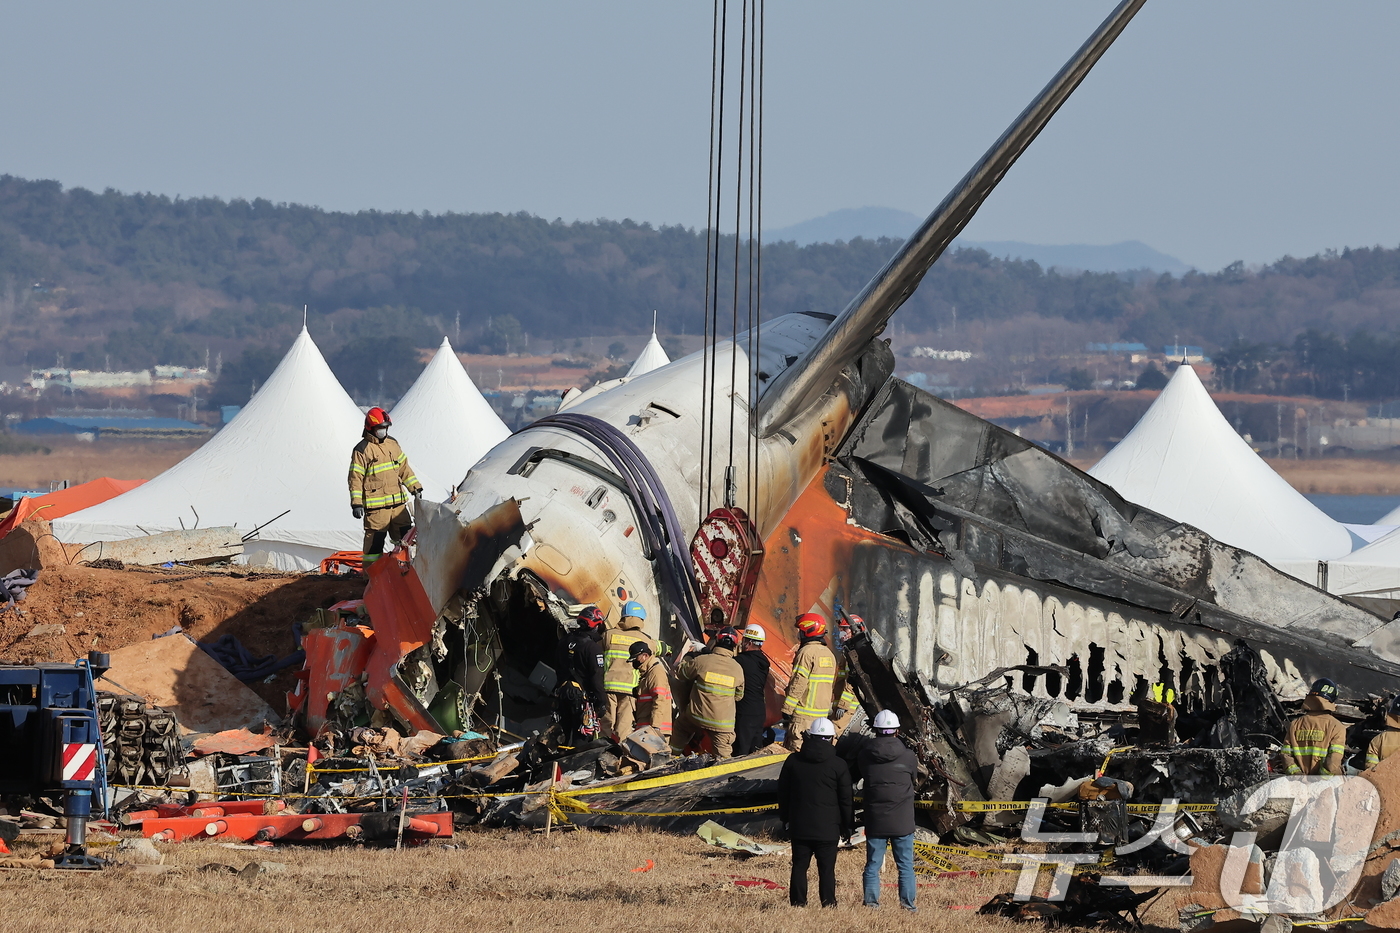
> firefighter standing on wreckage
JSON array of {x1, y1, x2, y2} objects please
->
[
  {"x1": 629, "y1": 641, "x2": 672, "y2": 738},
  {"x1": 672, "y1": 626, "x2": 744, "y2": 758},
  {"x1": 782, "y1": 613, "x2": 837, "y2": 751},
  {"x1": 1281, "y1": 678, "x2": 1349, "y2": 776},
  {"x1": 555, "y1": 607, "x2": 608, "y2": 743},
  {"x1": 600, "y1": 601, "x2": 656, "y2": 741},
  {"x1": 348, "y1": 407, "x2": 423, "y2": 568}
]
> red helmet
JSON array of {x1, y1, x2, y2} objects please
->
[
  {"x1": 713, "y1": 626, "x2": 739, "y2": 650},
  {"x1": 576, "y1": 606, "x2": 605, "y2": 629},
  {"x1": 364, "y1": 407, "x2": 391, "y2": 432},
  {"x1": 796, "y1": 613, "x2": 827, "y2": 639}
]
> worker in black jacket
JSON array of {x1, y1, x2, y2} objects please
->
[
  {"x1": 554, "y1": 607, "x2": 608, "y2": 742},
  {"x1": 777, "y1": 717, "x2": 854, "y2": 908},
  {"x1": 857, "y1": 709, "x2": 919, "y2": 911},
  {"x1": 733, "y1": 623, "x2": 772, "y2": 755}
]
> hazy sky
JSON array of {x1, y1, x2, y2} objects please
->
[{"x1": 4, "y1": 2, "x2": 1399, "y2": 271}]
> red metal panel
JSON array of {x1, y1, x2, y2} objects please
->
[
  {"x1": 292, "y1": 623, "x2": 375, "y2": 736},
  {"x1": 363, "y1": 548, "x2": 441, "y2": 732}
]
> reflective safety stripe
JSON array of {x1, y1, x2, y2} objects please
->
[
  {"x1": 350, "y1": 463, "x2": 367, "y2": 476},
  {"x1": 603, "y1": 631, "x2": 647, "y2": 692},
  {"x1": 691, "y1": 711, "x2": 735, "y2": 730},
  {"x1": 792, "y1": 669, "x2": 834, "y2": 716},
  {"x1": 1286, "y1": 745, "x2": 1332, "y2": 757},
  {"x1": 363, "y1": 492, "x2": 408, "y2": 509},
  {"x1": 367, "y1": 458, "x2": 405, "y2": 475},
  {"x1": 1368, "y1": 754, "x2": 1381, "y2": 767}
]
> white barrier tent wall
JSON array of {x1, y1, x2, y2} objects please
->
[
  {"x1": 54, "y1": 327, "x2": 365, "y2": 571},
  {"x1": 1328, "y1": 528, "x2": 1400, "y2": 599},
  {"x1": 389, "y1": 337, "x2": 511, "y2": 499},
  {"x1": 1088, "y1": 364, "x2": 1352, "y2": 569}
]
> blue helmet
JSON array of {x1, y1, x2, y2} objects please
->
[{"x1": 622, "y1": 600, "x2": 646, "y2": 621}]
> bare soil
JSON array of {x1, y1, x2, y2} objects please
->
[
  {"x1": 0, "y1": 561, "x2": 364, "y2": 709},
  {"x1": 0, "y1": 827, "x2": 1176, "y2": 933}
]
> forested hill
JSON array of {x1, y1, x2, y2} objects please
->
[{"x1": 4, "y1": 174, "x2": 1400, "y2": 401}]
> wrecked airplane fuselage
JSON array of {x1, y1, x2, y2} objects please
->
[{"x1": 386, "y1": 0, "x2": 1400, "y2": 740}]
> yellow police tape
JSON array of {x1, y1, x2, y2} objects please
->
[{"x1": 559, "y1": 753, "x2": 788, "y2": 798}]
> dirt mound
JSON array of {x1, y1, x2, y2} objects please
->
[
  {"x1": 0, "y1": 561, "x2": 364, "y2": 710},
  {"x1": 0, "y1": 518, "x2": 77, "y2": 576}
]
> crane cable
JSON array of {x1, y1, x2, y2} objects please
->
[{"x1": 699, "y1": 0, "x2": 764, "y2": 527}]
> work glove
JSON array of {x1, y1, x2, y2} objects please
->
[{"x1": 351, "y1": 505, "x2": 364, "y2": 520}]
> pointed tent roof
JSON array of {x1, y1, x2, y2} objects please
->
[
  {"x1": 626, "y1": 325, "x2": 671, "y2": 378},
  {"x1": 389, "y1": 337, "x2": 511, "y2": 497},
  {"x1": 53, "y1": 327, "x2": 365, "y2": 570},
  {"x1": 1088, "y1": 364, "x2": 1352, "y2": 565}
]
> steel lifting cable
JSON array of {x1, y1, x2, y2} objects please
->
[
  {"x1": 747, "y1": 0, "x2": 764, "y2": 519},
  {"x1": 701, "y1": 0, "x2": 729, "y2": 522},
  {"x1": 701, "y1": 0, "x2": 765, "y2": 522},
  {"x1": 725, "y1": 0, "x2": 750, "y2": 509},
  {"x1": 699, "y1": 0, "x2": 723, "y2": 525}
]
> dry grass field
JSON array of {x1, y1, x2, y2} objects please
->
[
  {"x1": 0, "y1": 827, "x2": 1178, "y2": 933},
  {"x1": 0, "y1": 437, "x2": 206, "y2": 488}
]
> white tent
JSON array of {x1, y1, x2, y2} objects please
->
[
  {"x1": 558, "y1": 319, "x2": 673, "y2": 413},
  {"x1": 389, "y1": 337, "x2": 510, "y2": 498},
  {"x1": 1088, "y1": 364, "x2": 1352, "y2": 568},
  {"x1": 1327, "y1": 528, "x2": 1400, "y2": 599},
  {"x1": 626, "y1": 327, "x2": 671, "y2": 378},
  {"x1": 54, "y1": 327, "x2": 365, "y2": 571},
  {"x1": 1378, "y1": 503, "x2": 1400, "y2": 526}
]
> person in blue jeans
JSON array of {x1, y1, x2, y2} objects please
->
[{"x1": 857, "y1": 709, "x2": 919, "y2": 910}]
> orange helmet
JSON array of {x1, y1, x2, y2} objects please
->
[
  {"x1": 364, "y1": 407, "x2": 391, "y2": 432},
  {"x1": 795, "y1": 613, "x2": 827, "y2": 639}
]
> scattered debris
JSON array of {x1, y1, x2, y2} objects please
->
[
  {"x1": 696, "y1": 820, "x2": 784, "y2": 856},
  {"x1": 114, "y1": 838, "x2": 163, "y2": 865}
]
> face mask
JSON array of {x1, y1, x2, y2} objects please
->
[{"x1": 373, "y1": 427, "x2": 388, "y2": 440}]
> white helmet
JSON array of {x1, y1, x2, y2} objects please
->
[
  {"x1": 873, "y1": 709, "x2": 900, "y2": 732},
  {"x1": 742, "y1": 623, "x2": 766, "y2": 644},
  {"x1": 807, "y1": 717, "x2": 836, "y2": 738}
]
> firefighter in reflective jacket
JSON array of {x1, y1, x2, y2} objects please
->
[
  {"x1": 1367, "y1": 696, "x2": 1400, "y2": 769},
  {"x1": 348, "y1": 407, "x2": 423, "y2": 567},
  {"x1": 601, "y1": 601, "x2": 655, "y2": 740},
  {"x1": 629, "y1": 641, "x2": 672, "y2": 737},
  {"x1": 673, "y1": 627, "x2": 744, "y2": 758},
  {"x1": 782, "y1": 613, "x2": 837, "y2": 752},
  {"x1": 1282, "y1": 678, "x2": 1348, "y2": 776},
  {"x1": 829, "y1": 614, "x2": 861, "y2": 736}
]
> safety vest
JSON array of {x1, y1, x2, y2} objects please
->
[
  {"x1": 1367, "y1": 719, "x2": 1400, "y2": 768},
  {"x1": 679, "y1": 647, "x2": 744, "y2": 731},
  {"x1": 602, "y1": 619, "x2": 654, "y2": 694},
  {"x1": 634, "y1": 657, "x2": 673, "y2": 734},
  {"x1": 782, "y1": 640, "x2": 836, "y2": 718},
  {"x1": 348, "y1": 435, "x2": 421, "y2": 510},
  {"x1": 1282, "y1": 710, "x2": 1347, "y2": 776}
]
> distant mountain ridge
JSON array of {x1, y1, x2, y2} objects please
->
[{"x1": 764, "y1": 206, "x2": 1193, "y2": 275}]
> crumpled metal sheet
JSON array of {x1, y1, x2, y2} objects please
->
[{"x1": 824, "y1": 376, "x2": 1400, "y2": 698}]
